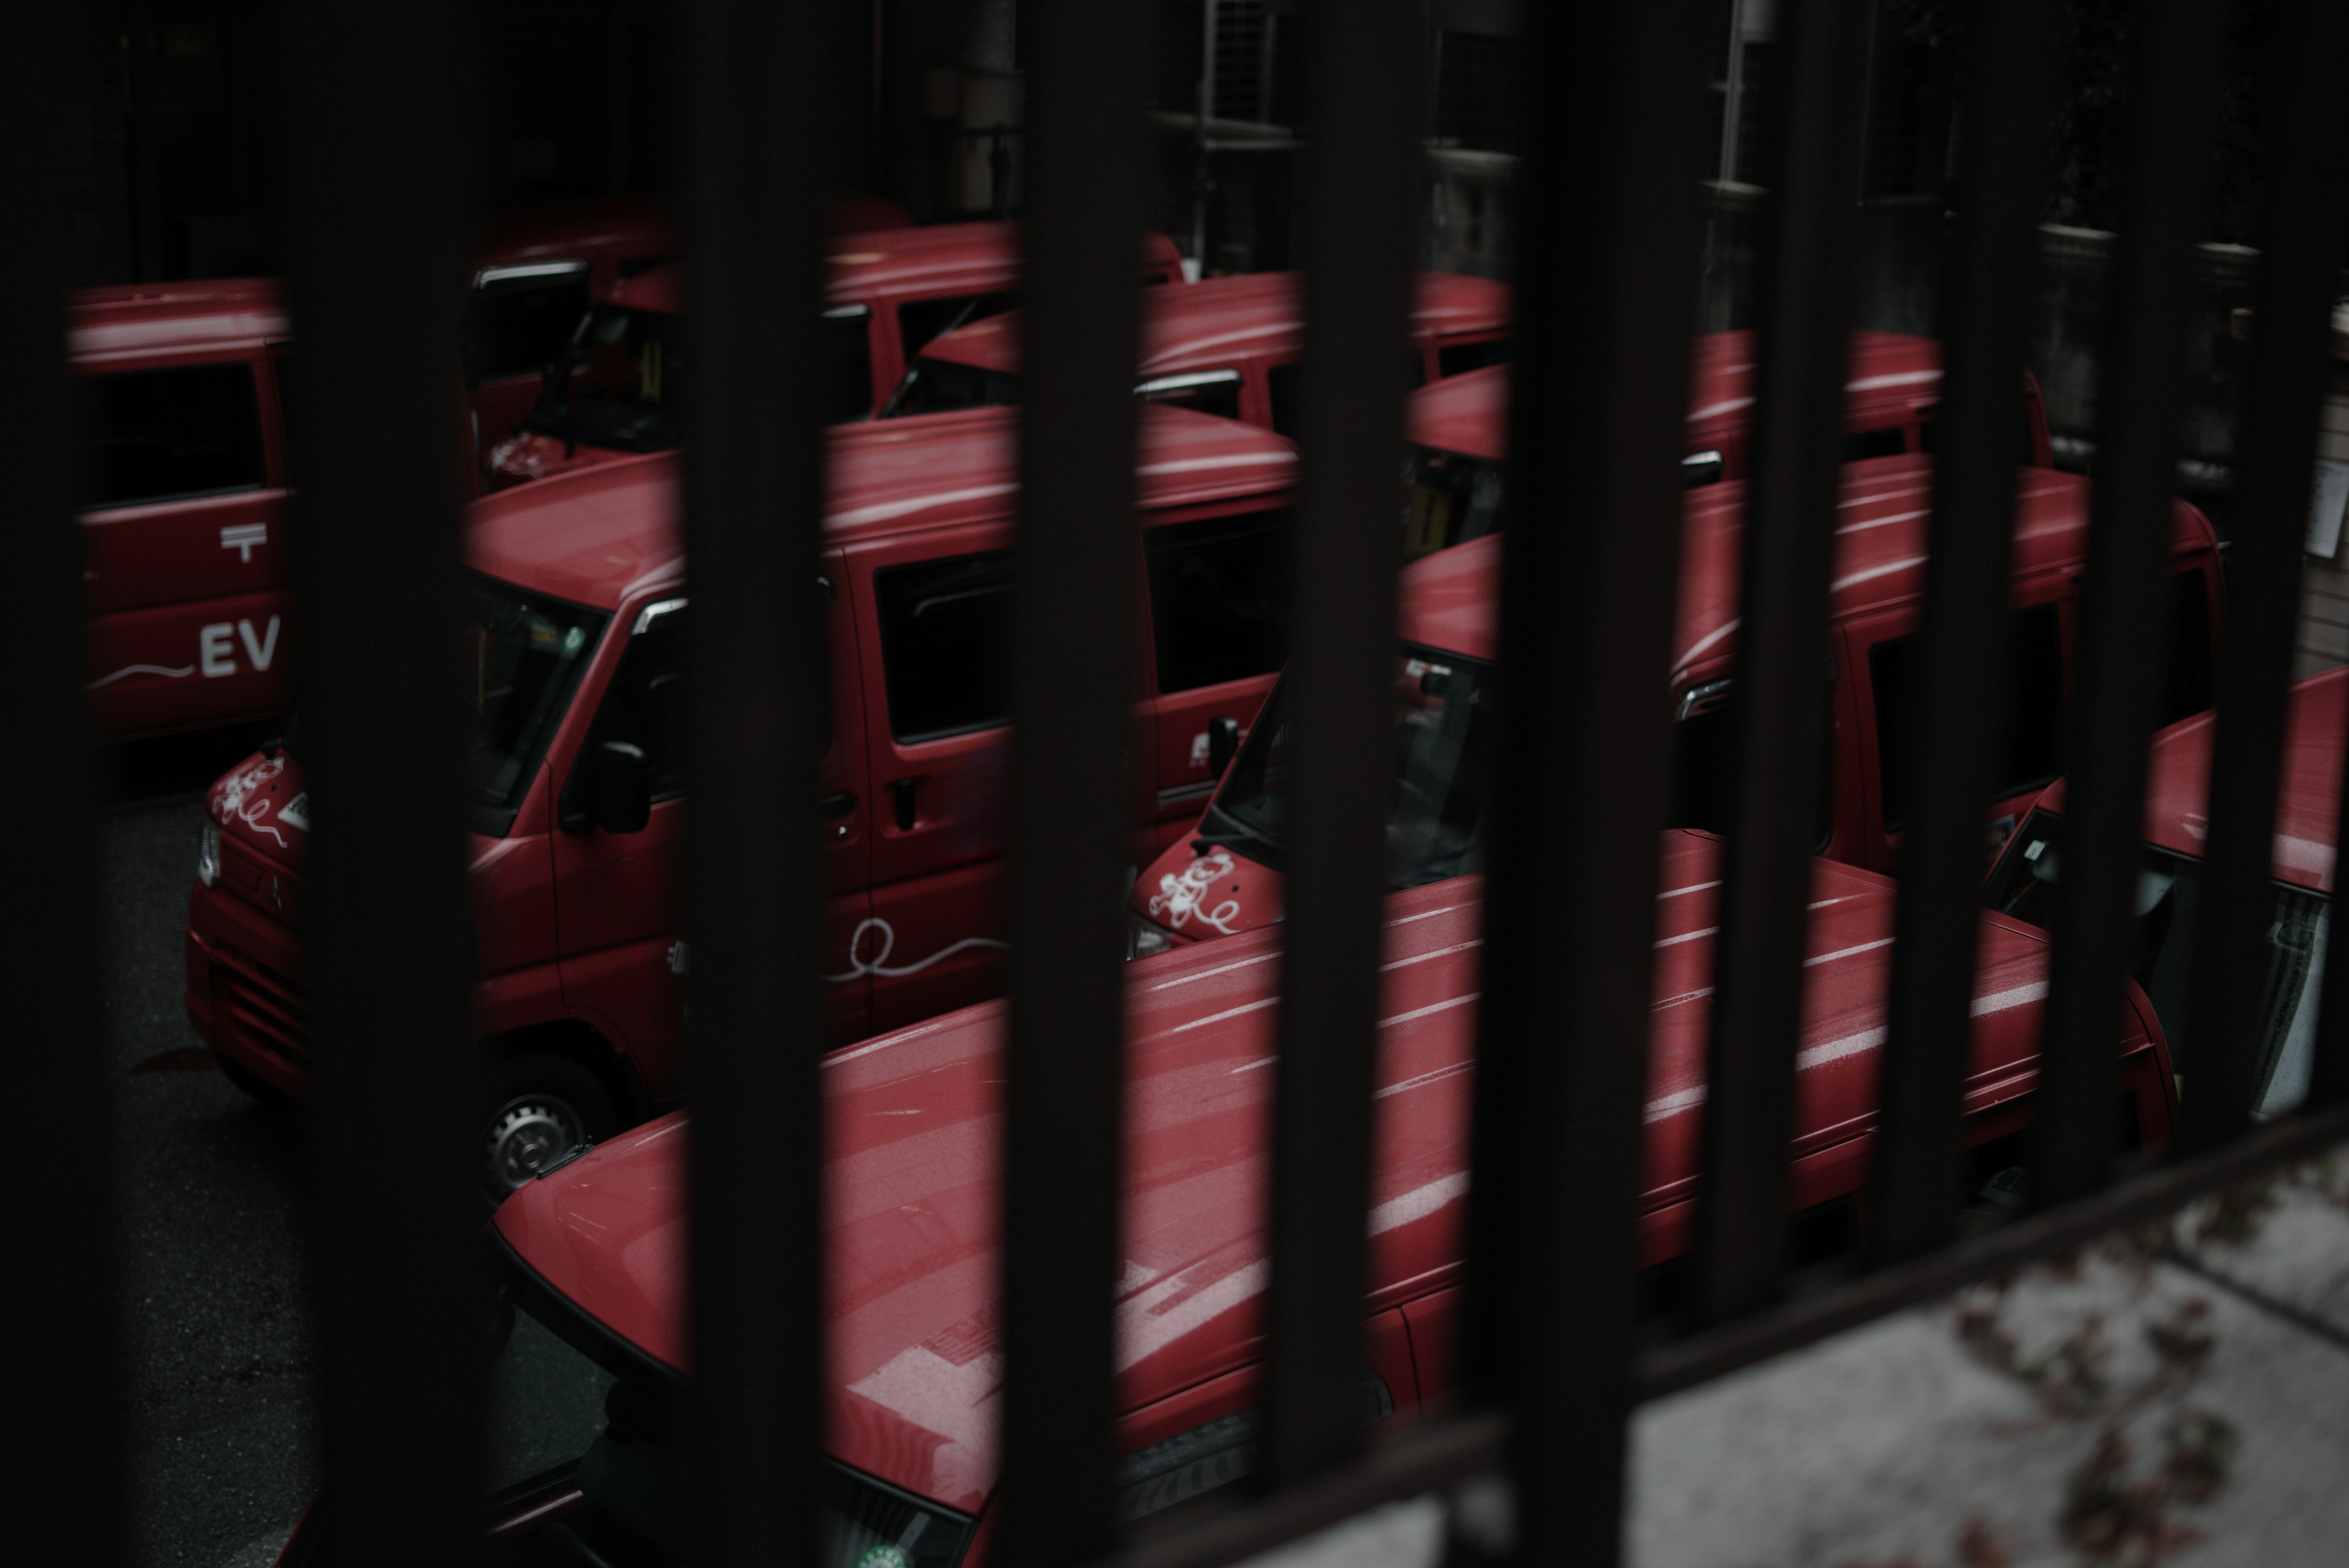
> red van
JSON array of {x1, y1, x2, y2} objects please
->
[
  {"x1": 185, "y1": 404, "x2": 1296, "y2": 1196},
  {"x1": 483, "y1": 221, "x2": 1190, "y2": 488},
  {"x1": 401, "y1": 844, "x2": 2171, "y2": 1566},
  {"x1": 1125, "y1": 455, "x2": 2221, "y2": 956},
  {"x1": 75, "y1": 279, "x2": 297, "y2": 742},
  {"x1": 1986, "y1": 666, "x2": 2347, "y2": 1117},
  {"x1": 886, "y1": 269, "x2": 1513, "y2": 434},
  {"x1": 1401, "y1": 335, "x2": 2055, "y2": 555}
]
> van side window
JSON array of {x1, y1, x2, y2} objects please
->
[
  {"x1": 467, "y1": 269, "x2": 592, "y2": 383},
  {"x1": 2154, "y1": 569, "x2": 2214, "y2": 728},
  {"x1": 1667, "y1": 678, "x2": 1834, "y2": 848},
  {"x1": 823, "y1": 307, "x2": 877, "y2": 422},
  {"x1": 591, "y1": 608, "x2": 691, "y2": 798},
  {"x1": 897, "y1": 292, "x2": 1018, "y2": 362},
  {"x1": 1869, "y1": 602, "x2": 2063, "y2": 832},
  {"x1": 875, "y1": 551, "x2": 1015, "y2": 741},
  {"x1": 1437, "y1": 338, "x2": 1510, "y2": 379},
  {"x1": 1843, "y1": 426, "x2": 1908, "y2": 463},
  {"x1": 1144, "y1": 509, "x2": 1293, "y2": 693},
  {"x1": 81, "y1": 362, "x2": 266, "y2": 509}
]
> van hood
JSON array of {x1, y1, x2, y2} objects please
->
[
  {"x1": 1132, "y1": 839, "x2": 1286, "y2": 942},
  {"x1": 494, "y1": 832, "x2": 2132, "y2": 1515},
  {"x1": 206, "y1": 749, "x2": 313, "y2": 923}
]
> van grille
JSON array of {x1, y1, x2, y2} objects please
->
[{"x1": 210, "y1": 946, "x2": 311, "y2": 1063}]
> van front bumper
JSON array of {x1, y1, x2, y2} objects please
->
[{"x1": 185, "y1": 880, "x2": 313, "y2": 1099}]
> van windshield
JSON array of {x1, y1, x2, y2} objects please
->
[
  {"x1": 468, "y1": 578, "x2": 606, "y2": 831},
  {"x1": 485, "y1": 1257, "x2": 976, "y2": 1566},
  {"x1": 889, "y1": 354, "x2": 1021, "y2": 418},
  {"x1": 1984, "y1": 807, "x2": 2329, "y2": 1117},
  {"x1": 1403, "y1": 444, "x2": 1505, "y2": 561},
  {"x1": 1203, "y1": 646, "x2": 1496, "y2": 891},
  {"x1": 527, "y1": 305, "x2": 688, "y2": 452}
]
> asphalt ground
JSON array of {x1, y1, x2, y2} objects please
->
[{"x1": 99, "y1": 726, "x2": 319, "y2": 1568}]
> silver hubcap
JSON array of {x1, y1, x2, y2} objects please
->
[{"x1": 484, "y1": 1094, "x2": 587, "y2": 1197}]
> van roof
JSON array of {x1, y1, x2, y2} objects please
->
[
  {"x1": 465, "y1": 403, "x2": 1297, "y2": 608},
  {"x1": 2035, "y1": 666, "x2": 2345, "y2": 893},
  {"x1": 68, "y1": 277, "x2": 290, "y2": 362},
  {"x1": 1396, "y1": 456, "x2": 2219, "y2": 676},
  {"x1": 606, "y1": 223, "x2": 1186, "y2": 316},
  {"x1": 916, "y1": 269, "x2": 1513, "y2": 379},
  {"x1": 474, "y1": 195, "x2": 671, "y2": 273},
  {"x1": 493, "y1": 831, "x2": 2134, "y2": 1513},
  {"x1": 1406, "y1": 331, "x2": 1956, "y2": 463}
]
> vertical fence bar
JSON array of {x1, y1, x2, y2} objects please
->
[
  {"x1": 288, "y1": 1, "x2": 481, "y2": 1562},
  {"x1": 1864, "y1": 0, "x2": 2065, "y2": 1265},
  {"x1": 13, "y1": 4, "x2": 125, "y2": 1564},
  {"x1": 2030, "y1": 0, "x2": 2229, "y2": 1208},
  {"x1": 1690, "y1": 0, "x2": 1876, "y2": 1324},
  {"x1": 680, "y1": 0, "x2": 841, "y2": 1562},
  {"x1": 996, "y1": 2, "x2": 1153, "y2": 1564},
  {"x1": 1460, "y1": 2, "x2": 1711, "y2": 1561},
  {"x1": 1259, "y1": 0, "x2": 1427, "y2": 1492},
  {"x1": 2176, "y1": 0, "x2": 2349, "y2": 1153}
]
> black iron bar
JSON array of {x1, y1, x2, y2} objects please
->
[
  {"x1": 286, "y1": 0, "x2": 481, "y2": 1562},
  {"x1": 2028, "y1": 0, "x2": 2228, "y2": 1209},
  {"x1": 679, "y1": 0, "x2": 844, "y2": 1563},
  {"x1": 2176, "y1": 0, "x2": 2349, "y2": 1153},
  {"x1": 995, "y1": 2, "x2": 1154, "y2": 1564},
  {"x1": 1865, "y1": 0, "x2": 2065, "y2": 1265},
  {"x1": 1691, "y1": 0, "x2": 1877, "y2": 1323},
  {"x1": 1259, "y1": 0, "x2": 1428, "y2": 1493},
  {"x1": 13, "y1": 2, "x2": 125, "y2": 1562},
  {"x1": 1460, "y1": 1, "x2": 1712, "y2": 1561}
]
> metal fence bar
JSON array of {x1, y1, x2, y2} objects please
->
[
  {"x1": 1864, "y1": 0, "x2": 2064, "y2": 1265},
  {"x1": 996, "y1": 2, "x2": 1154, "y2": 1564},
  {"x1": 15, "y1": 3, "x2": 125, "y2": 1562},
  {"x1": 1461, "y1": 2, "x2": 1712, "y2": 1561},
  {"x1": 1691, "y1": 0, "x2": 1876, "y2": 1324},
  {"x1": 2028, "y1": 0, "x2": 2228, "y2": 1209},
  {"x1": 680, "y1": 0, "x2": 841, "y2": 1561},
  {"x1": 1258, "y1": 0, "x2": 1428, "y2": 1492},
  {"x1": 2176, "y1": 0, "x2": 2349, "y2": 1154},
  {"x1": 286, "y1": 1, "x2": 481, "y2": 1562}
]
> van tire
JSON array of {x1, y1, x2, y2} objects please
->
[
  {"x1": 216, "y1": 1053, "x2": 278, "y2": 1102},
  {"x1": 479, "y1": 1051, "x2": 617, "y2": 1206}
]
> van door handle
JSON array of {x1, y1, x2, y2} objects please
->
[
  {"x1": 819, "y1": 791, "x2": 856, "y2": 817},
  {"x1": 891, "y1": 776, "x2": 921, "y2": 831}
]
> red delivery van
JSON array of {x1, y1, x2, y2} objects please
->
[
  {"x1": 1124, "y1": 455, "x2": 2221, "y2": 956},
  {"x1": 185, "y1": 404, "x2": 1296, "y2": 1197},
  {"x1": 1402, "y1": 333, "x2": 2055, "y2": 555},
  {"x1": 886, "y1": 269, "x2": 1513, "y2": 433},
  {"x1": 484, "y1": 221, "x2": 1189, "y2": 488},
  {"x1": 1986, "y1": 666, "x2": 2348, "y2": 1117},
  {"x1": 75, "y1": 279, "x2": 298, "y2": 742},
  {"x1": 287, "y1": 843, "x2": 2172, "y2": 1565}
]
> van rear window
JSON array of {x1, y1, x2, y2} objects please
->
[
  {"x1": 875, "y1": 551, "x2": 1015, "y2": 742},
  {"x1": 1143, "y1": 509, "x2": 1293, "y2": 693},
  {"x1": 81, "y1": 361, "x2": 266, "y2": 509}
]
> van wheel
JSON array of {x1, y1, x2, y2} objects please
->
[
  {"x1": 216, "y1": 1052, "x2": 278, "y2": 1102},
  {"x1": 480, "y1": 1053, "x2": 616, "y2": 1206}
]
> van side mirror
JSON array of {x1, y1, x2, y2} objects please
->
[
  {"x1": 1208, "y1": 716, "x2": 1241, "y2": 781},
  {"x1": 592, "y1": 741, "x2": 653, "y2": 834}
]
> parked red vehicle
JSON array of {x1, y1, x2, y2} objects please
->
[
  {"x1": 1126, "y1": 455, "x2": 2221, "y2": 956},
  {"x1": 377, "y1": 837, "x2": 2173, "y2": 1566},
  {"x1": 186, "y1": 404, "x2": 1295, "y2": 1195},
  {"x1": 1985, "y1": 666, "x2": 2347, "y2": 1117},
  {"x1": 1401, "y1": 333, "x2": 2055, "y2": 556},
  {"x1": 483, "y1": 221, "x2": 1189, "y2": 488},
  {"x1": 886, "y1": 269, "x2": 1513, "y2": 434},
  {"x1": 75, "y1": 278, "x2": 297, "y2": 741}
]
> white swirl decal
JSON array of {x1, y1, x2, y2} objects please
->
[
  {"x1": 826, "y1": 918, "x2": 1008, "y2": 982},
  {"x1": 213, "y1": 755, "x2": 292, "y2": 847},
  {"x1": 1147, "y1": 850, "x2": 1242, "y2": 936},
  {"x1": 86, "y1": 662, "x2": 196, "y2": 690}
]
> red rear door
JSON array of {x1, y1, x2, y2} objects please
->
[{"x1": 80, "y1": 349, "x2": 293, "y2": 740}]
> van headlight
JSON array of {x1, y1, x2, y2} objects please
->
[
  {"x1": 1126, "y1": 910, "x2": 1174, "y2": 961},
  {"x1": 196, "y1": 820, "x2": 222, "y2": 888}
]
